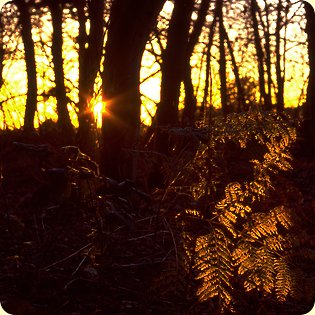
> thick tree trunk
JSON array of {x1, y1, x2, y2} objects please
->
[
  {"x1": 155, "y1": 0, "x2": 194, "y2": 153},
  {"x1": 183, "y1": 63, "x2": 196, "y2": 125},
  {"x1": 76, "y1": 0, "x2": 104, "y2": 156},
  {"x1": 304, "y1": 1, "x2": 315, "y2": 145},
  {"x1": 49, "y1": 0, "x2": 74, "y2": 140},
  {"x1": 156, "y1": 0, "x2": 194, "y2": 127},
  {"x1": 15, "y1": 0, "x2": 37, "y2": 131},
  {"x1": 101, "y1": 0, "x2": 165, "y2": 179}
]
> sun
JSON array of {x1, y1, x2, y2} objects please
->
[{"x1": 93, "y1": 101, "x2": 104, "y2": 128}]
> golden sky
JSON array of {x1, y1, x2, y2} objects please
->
[{"x1": 0, "y1": 0, "x2": 311, "y2": 129}]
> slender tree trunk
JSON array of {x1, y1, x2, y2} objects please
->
[
  {"x1": 101, "y1": 0, "x2": 165, "y2": 178},
  {"x1": 218, "y1": 0, "x2": 227, "y2": 117},
  {"x1": 223, "y1": 26, "x2": 246, "y2": 112},
  {"x1": 0, "y1": 15, "x2": 5, "y2": 127},
  {"x1": 275, "y1": 1, "x2": 285, "y2": 113},
  {"x1": 77, "y1": 1, "x2": 88, "y2": 118},
  {"x1": 304, "y1": 1, "x2": 315, "y2": 145},
  {"x1": 182, "y1": 0, "x2": 211, "y2": 125},
  {"x1": 15, "y1": 0, "x2": 37, "y2": 131},
  {"x1": 49, "y1": 0, "x2": 74, "y2": 139},
  {"x1": 250, "y1": 0, "x2": 271, "y2": 110},
  {"x1": 0, "y1": 17, "x2": 4, "y2": 90},
  {"x1": 202, "y1": 0, "x2": 220, "y2": 120},
  {"x1": 263, "y1": 0, "x2": 273, "y2": 110},
  {"x1": 76, "y1": 0, "x2": 104, "y2": 155}
]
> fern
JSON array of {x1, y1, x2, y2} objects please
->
[
  {"x1": 194, "y1": 228, "x2": 234, "y2": 311},
  {"x1": 160, "y1": 111, "x2": 314, "y2": 313}
]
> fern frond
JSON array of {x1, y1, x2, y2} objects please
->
[
  {"x1": 244, "y1": 212, "x2": 278, "y2": 239},
  {"x1": 275, "y1": 260, "x2": 292, "y2": 302},
  {"x1": 243, "y1": 248, "x2": 275, "y2": 294},
  {"x1": 274, "y1": 206, "x2": 294, "y2": 229},
  {"x1": 194, "y1": 228, "x2": 234, "y2": 307}
]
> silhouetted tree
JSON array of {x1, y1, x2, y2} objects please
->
[
  {"x1": 155, "y1": 0, "x2": 194, "y2": 154},
  {"x1": 101, "y1": 0, "x2": 165, "y2": 178},
  {"x1": 202, "y1": 0, "x2": 220, "y2": 120},
  {"x1": 156, "y1": 0, "x2": 194, "y2": 129},
  {"x1": 222, "y1": 25, "x2": 246, "y2": 112},
  {"x1": 76, "y1": 0, "x2": 105, "y2": 155},
  {"x1": 304, "y1": 1, "x2": 315, "y2": 145},
  {"x1": 15, "y1": 0, "x2": 37, "y2": 131},
  {"x1": 48, "y1": 0, "x2": 74, "y2": 139},
  {"x1": 0, "y1": 13, "x2": 4, "y2": 90},
  {"x1": 218, "y1": 0, "x2": 227, "y2": 117},
  {"x1": 250, "y1": 0, "x2": 272, "y2": 110},
  {"x1": 275, "y1": 0, "x2": 285, "y2": 113},
  {"x1": 262, "y1": 0, "x2": 273, "y2": 112},
  {"x1": 182, "y1": 0, "x2": 211, "y2": 125}
]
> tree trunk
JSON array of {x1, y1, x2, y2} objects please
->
[
  {"x1": 275, "y1": 1, "x2": 285, "y2": 113},
  {"x1": 0, "y1": 17, "x2": 4, "y2": 89},
  {"x1": 101, "y1": 0, "x2": 165, "y2": 179},
  {"x1": 0, "y1": 13, "x2": 5, "y2": 127},
  {"x1": 182, "y1": 0, "x2": 211, "y2": 125},
  {"x1": 202, "y1": 0, "x2": 220, "y2": 120},
  {"x1": 262, "y1": 0, "x2": 273, "y2": 111},
  {"x1": 218, "y1": 0, "x2": 227, "y2": 117},
  {"x1": 250, "y1": 0, "x2": 272, "y2": 110},
  {"x1": 76, "y1": 0, "x2": 104, "y2": 156},
  {"x1": 156, "y1": 0, "x2": 194, "y2": 127},
  {"x1": 155, "y1": 0, "x2": 194, "y2": 153},
  {"x1": 223, "y1": 26, "x2": 246, "y2": 112},
  {"x1": 15, "y1": 0, "x2": 37, "y2": 131},
  {"x1": 49, "y1": 0, "x2": 74, "y2": 140},
  {"x1": 183, "y1": 63, "x2": 196, "y2": 125},
  {"x1": 304, "y1": 1, "x2": 315, "y2": 145}
]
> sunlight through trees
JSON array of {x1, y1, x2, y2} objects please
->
[{"x1": 0, "y1": 1, "x2": 315, "y2": 313}]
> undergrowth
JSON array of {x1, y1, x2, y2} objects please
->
[
  {"x1": 155, "y1": 111, "x2": 315, "y2": 314},
  {"x1": 1, "y1": 111, "x2": 315, "y2": 314}
]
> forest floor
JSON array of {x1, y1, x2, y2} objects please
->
[{"x1": 0, "y1": 128, "x2": 315, "y2": 315}]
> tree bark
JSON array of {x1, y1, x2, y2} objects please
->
[
  {"x1": 15, "y1": 0, "x2": 37, "y2": 131},
  {"x1": 101, "y1": 0, "x2": 165, "y2": 178}
]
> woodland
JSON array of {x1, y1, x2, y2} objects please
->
[{"x1": 0, "y1": 0, "x2": 315, "y2": 314}]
